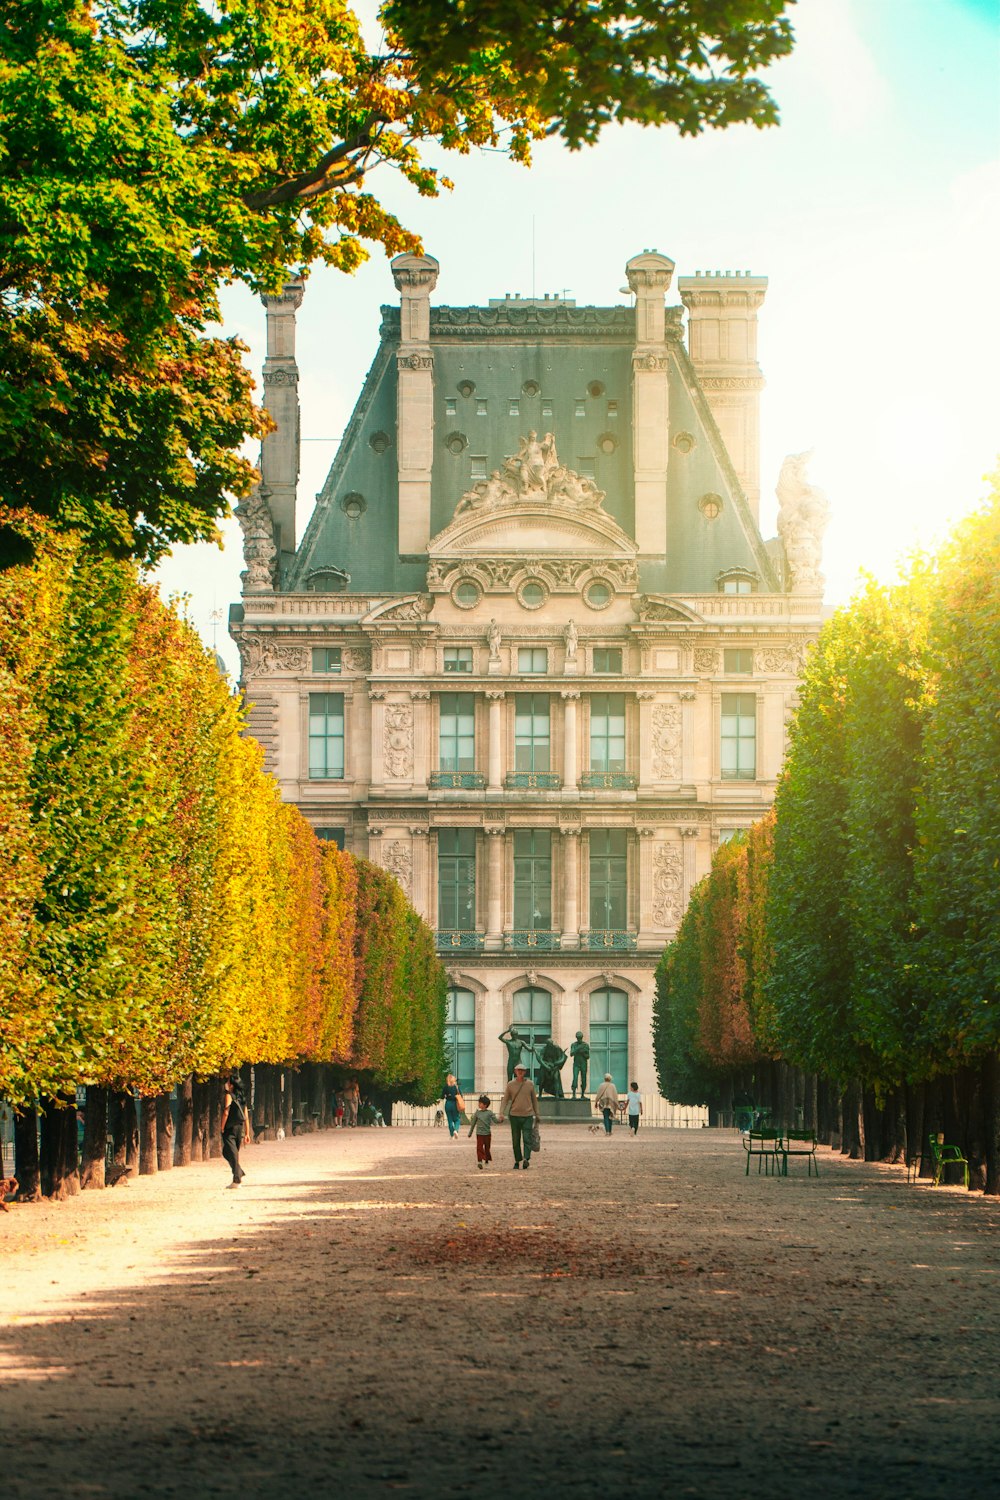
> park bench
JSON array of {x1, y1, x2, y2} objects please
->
[
  {"x1": 928, "y1": 1132, "x2": 969, "y2": 1189},
  {"x1": 743, "y1": 1129, "x2": 781, "y2": 1176},
  {"x1": 779, "y1": 1129, "x2": 819, "y2": 1177}
]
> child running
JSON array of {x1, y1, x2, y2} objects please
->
[{"x1": 467, "y1": 1094, "x2": 500, "y2": 1169}]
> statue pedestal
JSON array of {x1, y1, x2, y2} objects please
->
[{"x1": 537, "y1": 1098, "x2": 593, "y2": 1123}]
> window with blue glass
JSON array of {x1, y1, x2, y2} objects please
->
[
  {"x1": 445, "y1": 988, "x2": 476, "y2": 1094},
  {"x1": 589, "y1": 988, "x2": 628, "y2": 1092},
  {"x1": 311, "y1": 647, "x2": 342, "y2": 673},
  {"x1": 308, "y1": 693, "x2": 345, "y2": 779},
  {"x1": 721, "y1": 693, "x2": 756, "y2": 780},
  {"x1": 438, "y1": 829, "x2": 476, "y2": 931},
  {"x1": 512, "y1": 987, "x2": 552, "y2": 1081},
  {"x1": 514, "y1": 694, "x2": 550, "y2": 772},
  {"x1": 513, "y1": 830, "x2": 551, "y2": 930},
  {"x1": 315, "y1": 827, "x2": 345, "y2": 848},
  {"x1": 439, "y1": 693, "x2": 475, "y2": 772},
  {"x1": 589, "y1": 830, "x2": 628, "y2": 930},
  {"x1": 589, "y1": 694, "x2": 626, "y2": 773}
]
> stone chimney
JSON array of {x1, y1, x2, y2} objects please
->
[
  {"x1": 677, "y1": 271, "x2": 767, "y2": 518},
  {"x1": 391, "y1": 253, "x2": 440, "y2": 554},
  {"x1": 626, "y1": 250, "x2": 675, "y2": 558},
  {"x1": 260, "y1": 279, "x2": 304, "y2": 557}
]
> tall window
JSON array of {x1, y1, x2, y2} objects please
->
[
  {"x1": 438, "y1": 829, "x2": 476, "y2": 931},
  {"x1": 308, "y1": 693, "x2": 345, "y2": 779},
  {"x1": 312, "y1": 647, "x2": 342, "y2": 673},
  {"x1": 590, "y1": 988, "x2": 628, "y2": 1092},
  {"x1": 445, "y1": 988, "x2": 476, "y2": 1094},
  {"x1": 512, "y1": 987, "x2": 552, "y2": 1081},
  {"x1": 514, "y1": 695, "x2": 551, "y2": 772},
  {"x1": 721, "y1": 693, "x2": 756, "y2": 780},
  {"x1": 517, "y1": 647, "x2": 547, "y2": 674},
  {"x1": 315, "y1": 827, "x2": 345, "y2": 848},
  {"x1": 589, "y1": 830, "x2": 628, "y2": 930},
  {"x1": 590, "y1": 694, "x2": 626, "y2": 773},
  {"x1": 444, "y1": 647, "x2": 473, "y2": 673},
  {"x1": 513, "y1": 831, "x2": 552, "y2": 931},
  {"x1": 723, "y1": 648, "x2": 753, "y2": 674},
  {"x1": 592, "y1": 647, "x2": 622, "y2": 674},
  {"x1": 439, "y1": 693, "x2": 475, "y2": 772}
]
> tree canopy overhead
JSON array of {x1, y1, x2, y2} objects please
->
[{"x1": 0, "y1": 0, "x2": 796, "y2": 563}]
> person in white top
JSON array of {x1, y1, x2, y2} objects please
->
[
  {"x1": 593, "y1": 1075, "x2": 618, "y2": 1136},
  {"x1": 626, "y1": 1083, "x2": 642, "y2": 1135}
]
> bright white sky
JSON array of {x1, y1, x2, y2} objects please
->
[{"x1": 154, "y1": 0, "x2": 1000, "y2": 676}]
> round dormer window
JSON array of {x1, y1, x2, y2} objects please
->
[
  {"x1": 518, "y1": 579, "x2": 548, "y2": 610},
  {"x1": 453, "y1": 579, "x2": 482, "y2": 609},
  {"x1": 584, "y1": 579, "x2": 613, "y2": 610},
  {"x1": 341, "y1": 492, "x2": 366, "y2": 518},
  {"x1": 699, "y1": 492, "x2": 723, "y2": 521}
]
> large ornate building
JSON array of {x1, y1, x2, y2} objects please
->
[{"x1": 230, "y1": 250, "x2": 828, "y2": 1114}]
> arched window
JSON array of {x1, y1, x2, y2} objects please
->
[
  {"x1": 445, "y1": 988, "x2": 476, "y2": 1094},
  {"x1": 511, "y1": 987, "x2": 552, "y2": 1083},
  {"x1": 589, "y1": 988, "x2": 628, "y2": 1092}
]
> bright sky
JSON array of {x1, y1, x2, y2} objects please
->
[{"x1": 154, "y1": 0, "x2": 1000, "y2": 676}]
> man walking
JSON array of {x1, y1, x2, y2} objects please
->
[{"x1": 498, "y1": 1062, "x2": 541, "y2": 1170}]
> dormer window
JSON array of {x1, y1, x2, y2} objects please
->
[{"x1": 717, "y1": 569, "x2": 757, "y2": 595}]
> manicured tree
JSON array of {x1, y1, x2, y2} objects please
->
[
  {"x1": 653, "y1": 881, "x2": 727, "y2": 1109},
  {"x1": 315, "y1": 844, "x2": 359, "y2": 1064},
  {"x1": 915, "y1": 481, "x2": 1000, "y2": 1192}
]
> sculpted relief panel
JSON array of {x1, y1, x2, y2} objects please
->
[
  {"x1": 238, "y1": 636, "x2": 308, "y2": 679},
  {"x1": 383, "y1": 701, "x2": 414, "y2": 780},
  {"x1": 652, "y1": 844, "x2": 684, "y2": 929},
  {"x1": 652, "y1": 703, "x2": 682, "y2": 780},
  {"x1": 381, "y1": 840, "x2": 413, "y2": 898}
]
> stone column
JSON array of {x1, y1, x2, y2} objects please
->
[
  {"x1": 392, "y1": 253, "x2": 440, "y2": 555},
  {"x1": 487, "y1": 691, "x2": 505, "y2": 791},
  {"x1": 260, "y1": 280, "x2": 304, "y2": 557},
  {"x1": 636, "y1": 691, "x2": 656, "y2": 790},
  {"x1": 367, "y1": 824, "x2": 383, "y2": 861},
  {"x1": 636, "y1": 827, "x2": 658, "y2": 946},
  {"x1": 561, "y1": 690, "x2": 580, "y2": 790},
  {"x1": 409, "y1": 826, "x2": 431, "y2": 923},
  {"x1": 410, "y1": 689, "x2": 431, "y2": 787},
  {"x1": 627, "y1": 251, "x2": 674, "y2": 558},
  {"x1": 561, "y1": 827, "x2": 580, "y2": 945},
  {"x1": 368, "y1": 689, "x2": 386, "y2": 789},
  {"x1": 485, "y1": 827, "x2": 506, "y2": 950}
]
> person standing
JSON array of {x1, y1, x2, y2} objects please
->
[
  {"x1": 498, "y1": 1062, "x2": 540, "y2": 1169},
  {"x1": 594, "y1": 1074, "x2": 618, "y2": 1136},
  {"x1": 467, "y1": 1094, "x2": 500, "y2": 1169},
  {"x1": 442, "y1": 1074, "x2": 464, "y2": 1139},
  {"x1": 626, "y1": 1082, "x2": 643, "y2": 1135},
  {"x1": 221, "y1": 1075, "x2": 250, "y2": 1188}
]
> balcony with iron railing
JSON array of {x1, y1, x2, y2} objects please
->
[
  {"x1": 429, "y1": 771, "x2": 487, "y2": 789},
  {"x1": 504, "y1": 772, "x2": 562, "y2": 790},
  {"x1": 584, "y1": 930, "x2": 638, "y2": 951},
  {"x1": 579, "y1": 772, "x2": 638, "y2": 790},
  {"x1": 503, "y1": 930, "x2": 562, "y2": 951},
  {"x1": 435, "y1": 930, "x2": 485, "y2": 951}
]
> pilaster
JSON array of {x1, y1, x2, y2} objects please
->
[
  {"x1": 487, "y1": 691, "x2": 505, "y2": 791},
  {"x1": 627, "y1": 251, "x2": 674, "y2": 558},
  {"x1": 485, "y1": 826, "x2": 506, "y2": 949},
  {"x1": 561, "y1": 827, "x2": 581, "y2": 945},
  {"x1": 260, "y1": 280, "x2": 304, "y2": 557},
  {"x1": 561, "y1": 691, "x2": 580, "y2": 791}
]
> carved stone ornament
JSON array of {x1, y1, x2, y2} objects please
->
[
  {"x1": 381, "y1": 840, "x2": 413, "y2": 897},
  {"x1": 776, "y1": 450, "x2": 831, "y2": 595},
  {"x1": 344, "y1": 646, "x2": 372, "y2": 672},
  {"x1": 429, "y1": 556, "x2": 637, "y2": 596},
  {"x1": 262, "y1": 367, "x2": 299, "y2": 386},
  {"x1": 398, "y1": 352, "x2": 433, "y2": 371},
  {"x1": 453, "y1": 432, "x2": 607, "y2": 519},
  {"x1": 652, "y1": 844, "x2": 684, "y2": 928},
  {"x1": 636, "y1": 595, "x2": 700, "y2": 623},
  {"x1": 383, "y1": 701, "x2": 414, "y2": 779},
  {"x1": 376, "y1": 595, "x2": 433, "y2": 623},
  {"x1": 235, "y1": 488, "x2": 277, "y2": 594},
  {"x1": 635, "y1": 352, "x2": 668, "y2": 372},
  {"x1": 238, "y1": 635, "x2": 308, "y2": 680},
  {"x1": 652, "y1": 703, "x2": 682, "y2": 780},
  {"x1": 757, "y1": 645, "x2": 802, "y2": 674},
  {"x1": 693, "y1": 648, "x2": 719, "y2": 674}
]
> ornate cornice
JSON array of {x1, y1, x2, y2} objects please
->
[{"x1": 380, "y1": 304, "x2": 635, "y2": 341}]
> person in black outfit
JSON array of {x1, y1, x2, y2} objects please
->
[{"x1": 221, "y1": 1075, "x2": 250, "y2": 1187}]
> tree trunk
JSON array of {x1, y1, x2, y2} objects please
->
[
  {"x1": 281, "y1": 1069, "x2": 293, "y2": 1136},
  {"x1": 139, "y1": 1097, "x2": 158, "y2": 1175},
  {"x1": 843, "y1": 1081, "x2": 865, "y2": 1159},
  {"x1": 121, "y1": 1092, "x2": 139, "y2": 1173},
  {"x1": 803, "y1": 1073, "x2": 818, "y2": 1134},
  {"x1": 14, "y1": 1104, "x2": 41, "y2": 1200},
  {"x1": 193, "y1": 1078, "x2": 210, "y2": 1161},
  {"x1": 862, "y1": 1089, "x2": 880, "y2": 1161},
  {"x1": 154, "y1": 1094, "x2": 174, "y2": 1172},
  {"x1": 208, "y1": 1078, "x2": 223, "y2": 1158},
  {"x1": 885, "y1": 1088, "x2": 907, "y2": 1164},
  {"x1": 80, "y1": 1085, "x2": 108, "y2": 1190},
  {"x1": 174, "y1": 1076, "x2": 193, "y2": 1167},
  {"x1": 906, "y1": 1081, "x2": 925, "y2": 1178},
  {"x1": 983, "y1": 1050, "x2": 1000, "y2": 1196},
  {"x1": 40, "y1": 1096, "x2": 80, "y2": 1199}
]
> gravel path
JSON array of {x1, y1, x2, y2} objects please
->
[{"x1": 2, "y1": 1125, "x2": 998, "y2": 1498}]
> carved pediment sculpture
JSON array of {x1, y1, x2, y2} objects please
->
[
  {"x1": 453, "y1": 432, "x2": 606, "y2": 519},
  {"x1": 636, "y1": 595, "x2": 703, "y2": 623},
  {"x1": 235, "y1": 487, "x2": 277, "y2": 593},
  {"x1": 776, "y1": 451, "x2": 830, "y2": 596}
]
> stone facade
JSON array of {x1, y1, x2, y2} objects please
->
[{"x1": 230, "y1": 251, "x2": 826, "y2": 1110}]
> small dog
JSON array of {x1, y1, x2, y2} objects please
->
[
  {"x1": 434, "y1": 1108, "x2": 444, "y2": 1128},
  {"x1": 587, "y1": 1123, "x2": 603, "y2": 1135},
  {"x1": 0, "y1": 1175, "x2": 19, "y2": 1208}
]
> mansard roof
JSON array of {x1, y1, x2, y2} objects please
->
[{"x1": 288, "y1": 293, "x2": 779, "y2": 597}]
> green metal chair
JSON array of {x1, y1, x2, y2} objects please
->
[
  {"x1": 928, "y1": 1132, "x2": 969, "y2": 1189},
  {"x1": 779, "y1": 1129, "x2": 819, "y2": 1177},
  {"x1": 743, "y1": 1130, "x2": 781, "y2": 1176}
]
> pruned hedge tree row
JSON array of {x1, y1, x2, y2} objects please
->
[
  {"x1": 654, "y1": 479, "x2": 1000, "y2": 1193},
  {"x1": 0, "y1": 511, "x2": 446, "y2": 1198}
]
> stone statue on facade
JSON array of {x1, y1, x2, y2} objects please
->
[
  {"x1": 450, "y1": 434, "x2": 607, "y2": 521},
  {"x1": 564, "y1": 619, "x2": 579, "y2": 661},
  {"x1": 498, "y1": 1025, "x2": 527, "y2": 1082},
  {"x1": 570, "y1": 1032, "x2": 590, "y2": 1097},
  {"x1": 235, "y1": 487, "x2": 277, "y2": 593},
  {"x1": 776, "y1": 450, "x2": 830, "y2": 596},
  {"x1": 536, "y1": 1038, "x2": 568, "y2": 1098},
  {"x1": 487, "y1": 618, "x2": 502, "y2": 662}
]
